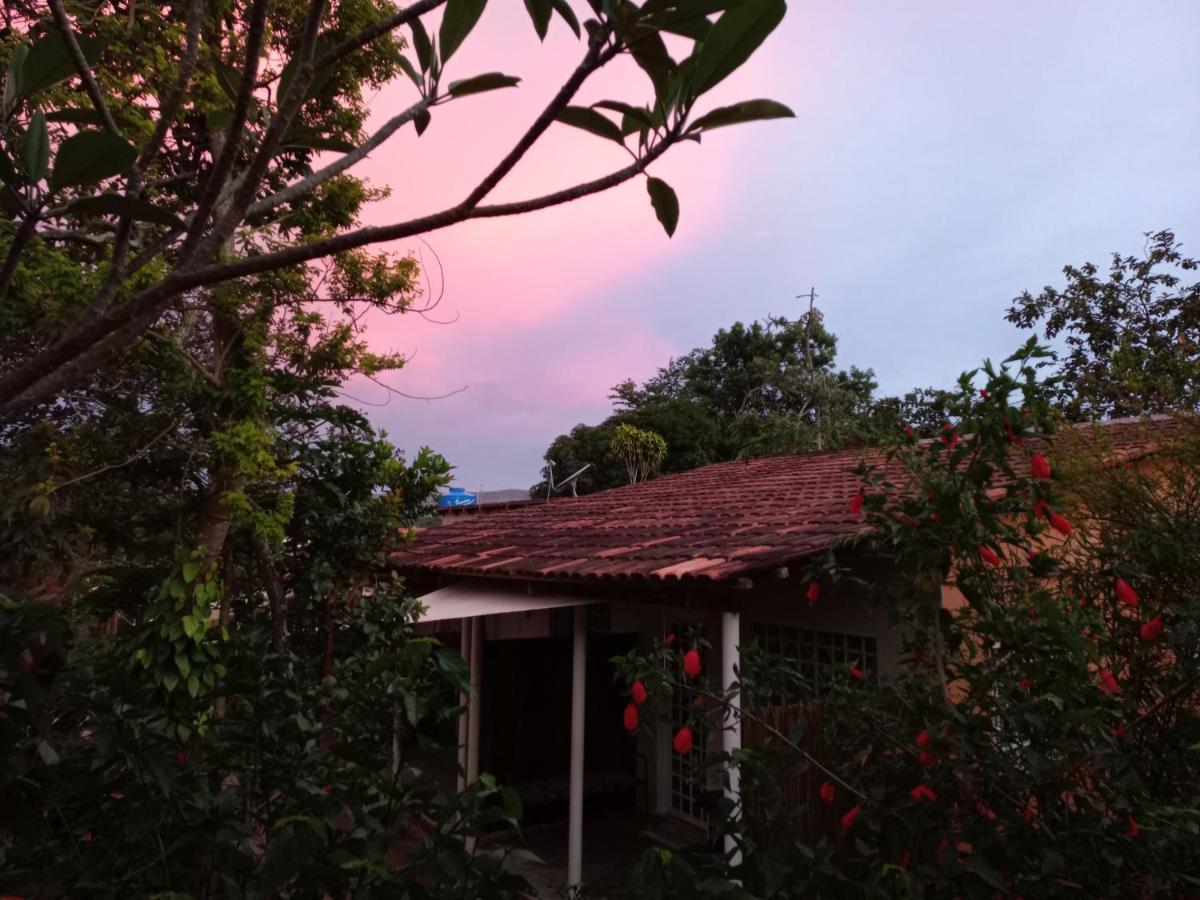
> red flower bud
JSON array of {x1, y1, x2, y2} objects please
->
[
  {"x1": 631, "y1": 680, "x2": 648, "y2": 705},
  {"x1": 979, "y1": 546, "x2": 1002, "y2": 567},
  {"x1": 900, "y1": 850, "x2": 911, "y2": 870},
  {"x1": 819, "y1": 781, "x2": 836, "y2": 804},
  {"x1": 1111, "y1": 721, "x2": 1126, "y2": 738},
  {"x1": 1033, "y1": 500, "x2": 1049, "y2": 519},
  {"x1": 905, "y1": 426, "x2": 914, "y2": 439},
  {"x1": 840, "y1": 805, "x2": 861, "y2": 830},
  {"x1": 806, "y1": 581, "x2": 820, "y2": 605},
  {"x1": 849, "y1": 492, "x2": 864, "y2": 515},
  {"x1": 849, "y1": 666, "x2": 865, "y2": 681},
  {"x1": 1023, "y1": 801, "x2": 1037, "y2": 824},
  {"x1": 976, "y1": 800, "x2": 996, "y2": 820},
  {"x1": 915, "y1": 729, "x2": 930, "y2": 747},
  {"x1": 1097, "y1": 670, "x2": 1120, "y2": 696},
  {"x1": 175, "y1": 750, "x2": 187, "y2": 766},
  {"x1": 1115, "y1": 578, "x2": 1139, "y2": 608},
  {"x1": 1139, "y1": 617, "x2": 1163, "y2": 641},
  {"x1": 672, "y1": 727, "x2": 693, "y2": 755},
  {"x1": 623, "y1": 703, "x2": 639, "y2": 732},
  {"x1": 1030, "y1": 453, "x2": 1051, "y2": 479},
  {"x1": 1048, "y1": 513, "x2": 1073, "y2": 536},
  {"x1": 1125, "y1": 816, "x2": 1139, "y2": 838},
  {"x1": 683, "y1": 649, "x2": 702, "y2": 678},
  {"x1": 1019, "y1": 675, "x2": 1032, "y2": 691},
  {"x1": 910, "y1": 784, "x2": 937, "y2": 803},
  {"x1": 665, "y1": 633, "x2": 676, "y2": 646},
  {"x1": 919, "y1": 751, "x2": 938, "y2": 767},
  {"x1": 980, "y1": 388, "x2": 989, "y2": 399},
  {"x1": 321, "y1": 784, "x2": 333, "y2": 794}
]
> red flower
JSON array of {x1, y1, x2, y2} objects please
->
[
  {"x1": 683, "y1": 649, "x2": 702, "y2": 677},
  {"x1": 1111, "y1": 721, "x2": 1126, "y2": 738},
  {"x1": 905, "y1": 426, "x2": 914, "y2": 439},
  {"x1": 806, "y1": 581, "x2": 820, "y2": 605},
  {"x1": 1139, "y1": 617, "x2": 1163, "y2": 642},
  {"x1": 175, "y1": 750, "x2": 187, "y2": 766},
  {"x1": 915, "y1": 729, "x2": 930, "y2": 747},
  {"x1": 979, "y1": 546, "x2": 1002, "y2": 567},
  {"x1": 1125, "y1": 816, "x2": 1139, "y2": 838},
  {"x1": 910, "y1": 784, "x2": 937, "y2": 803},
  {"x1": 849, "y1": 666, "x2": 865, "y2": 681},
  {"x1": 1030, "y1": 453, "x2": 1051, "y2": 479},
  {"x1": 664, "y1": 633, "x2": 676, "y2": 646},
  {"x1": 1115, "y1": 577, "x2": 1139, "y2": 608},
  {"x1": 819, "y1": 781, "x2": 836, "y2": 804},
  {"x1": 623, "y1": 704, "x2": 639, "y2": 732},
  {"x1": 976, "y1": 800, "x2": 997, "y2": 820},
  {"x1": 631, "y1": 680, "x2": 648, "y2": 705},
  {"x1": 1019, "y1": 675, "x2": 1032, "y2": 691},
  {"x1": 919, "y1": 751, "x2": 938, "y2": 767},
  {"x1": 900, "y1": 850, "x2": 912, "y2": 870},
  {"x1": 1023, "y1": 801, "x2": 1037, "y2": 824},
  {"x1": 1033, "y1": 500, "x2": 1049, "y2": 519},
  {"x1": 941, "y1": 424, "x2": 959, "y2": 449},
  {"x1": 1098, "y1": 670, "x2": 1120, "y2": 696},
  {"x1": 672, "y1": 727, "x2": 693, "y2": 755},
  {"x1": 321, "y1": 784, "x2": 333, "y2": 794},
  {"x1": 980, "y1": 388, "x2": 989, "y2": 399},
  {"x1": 1048, "y1": 513, "x2": 1073, "y2": 536},
  {"x1": 850, "y1": 491, "x2": 864, "y2": 515},
  {"x1": 840, "y1": 805, "x2": 861, "y2": 831}
]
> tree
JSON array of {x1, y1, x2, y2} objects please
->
[
  {"x1": 0, "y1": 0, "x2": 794, "y2": 421},
  {"x1": 610, "y1": 422, "x2": 667, "y2": 484},
  {"x1": 617, "y1": 344, "x2": 1200, "y2": 898},
  {"x1": 1007, "y1": 229, "x2": 1200, "y2": 421}
]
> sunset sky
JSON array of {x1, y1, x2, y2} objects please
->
[{"x1": 345, "y1": 1, "x2": 1200, "y2": 492}]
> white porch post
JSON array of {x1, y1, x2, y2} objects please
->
[
  {"x1": 457, "y1": 618, "x2": 471, "y2": 794},
  {"x1": 467, "y1": 617, "x2": 482, "y2": 784},
  {"x1": 721, "y1": 610, "x2": 742, "y2": 864},
  {"x1": 567, "y1": 605, "x2": 587, "y2": 888}
]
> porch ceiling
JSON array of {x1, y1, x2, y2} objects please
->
[{"x1": 416, "y1": 580, "x2": 595, "y2": 622}]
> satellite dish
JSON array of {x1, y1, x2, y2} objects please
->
[{"x1": 543, "y1": 460, "x2": 592, "y2": 500}]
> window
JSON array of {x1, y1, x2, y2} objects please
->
[
  {"x1": 752, "y1": 622, "x2": 878, "y2": 688},
  {"x1": 668, "y1": 620, "x2": 708, "y2": 823}
]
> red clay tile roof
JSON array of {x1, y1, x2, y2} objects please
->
[{"x1": 390, "y1": 416, "x2": 1187, "y2": 584}]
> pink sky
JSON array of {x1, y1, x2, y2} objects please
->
[{"x1": 343, "y1": 1, "x2": 1200, "y2": 491}]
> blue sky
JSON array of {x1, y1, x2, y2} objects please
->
[{"x1": 352, "y1": 1, "x2": 1200, "y2": 491}]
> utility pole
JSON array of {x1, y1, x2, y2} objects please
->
[{"x1": 795, "y1": 287, "x2": 822, "y2": 450}]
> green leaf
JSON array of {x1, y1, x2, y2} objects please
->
[
  {"x1": 206, "y1": 109, "x2": 234, "y2": 130},
  {"x1": 414, "y1": 109, "x2": 432, "y2": 135},
  {"x1": 214, "y1": 60, "x2": 244, "y2": 103},
  {"x1": 646, "y1": 176, "x2": 679, "y2": 237},
  {"x1": 182, "y1": 561, "x2": 198, "y2": 584},
  {"x1": 550, "y1": 0, "x2": 581, "y2": 38},
  {"x1": 410, "y1": 18, "x2": 433, "y2": 72},
  {"x1": 21, "y1": 112, "x2": 49, "y2": 182},
  {"x1": 50, "y1": 130, "x2": 136, "y2": 193},
  {"x1": 21, "y1": 31, "x2": 105, "y2": 98},
  {"x1": 690, "y1": 0, "x2": 786, "y2": 95},
  {"x1": 397, "y1": 55, "x2": 423, "y2": 88},
  {"x1": 556, "y1": 106, "x2": 624, "y2": 144},
  {"x1": 689, "y1": 98, "x2": 794, "y2": 132},
  {"x1": 4, "y1": 45, "x2": 30, "y2": 111},
  {"x1": 44, "y1": 107, "x2": 104, "y2": 126},
  {"x1": 175, "y1": 654, "x2": 191, "y2": 678},
  {"x1": 186, "y1": 674, "x2": 200, "y2": 697},
  {"x1": 440, "y1": 0, "x2": 487, "y2": 63},
  {"x1": 447, "y1": 72, "x2": 521, "y2": 98},
  {"x1": 523, "y1": 0, "x2": 554, "y2": 40},
  {"x1": 280, "y1": 133, "x2": 356, "y2": 154},
  {"x1": 593, "y1": 100, "x2": 652, "y2": 129},
  {"x1": 628, "y1": 28, "x2": 675, "y2": 101},
  {"x1": 162, "y1": 670, "x2": 179, "y2": 693}
]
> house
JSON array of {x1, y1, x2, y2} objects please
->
[{"x1": 388, "y1": 415, "x2": 1184, "y2": 888}]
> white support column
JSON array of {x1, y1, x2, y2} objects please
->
[
  {"x1": 467, "y1": 616, "x2": 482, "y2": 785},
  {"x1": 567, "y1": 605, "x2": 588, "y2": 888},
  {"x1": 721, "y1": 610, "x2": 742, "y2": 864},
  {"x1": 457, "y1": 618, "x2": 471, "y2": 794}
]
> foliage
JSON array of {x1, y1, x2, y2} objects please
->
[
  {"x1": 616, "y1": 341, "x2": 1200, "y2": 898},
  {"x1": 610, "y1": 422, "x2": 668, "y2": 485},
  {"x1": 0, "y1": 0, "x2": 794, "y2": 419},
  {"x1": 1007, "y1": 230, "x2": 1200, "y2": 421}
]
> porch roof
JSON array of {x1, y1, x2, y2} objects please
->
[{"x1": 390, "y1": 415, "x2": 1184, "y2": 585}]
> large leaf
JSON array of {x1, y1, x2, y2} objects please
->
[
  {"x1": 447, "y1": 72, "x2": 521, "y2": 98},
  {"x1": 440, "y1": 0, "x2": 487, "y2": 62},
  {"x1": 414, "y1": 109, "x2": 432, "y2": 135},
  {"x1": 410, "y1": 18, "x2": 433, "y2": 72},
  {"x1": 628, "y1": 27, "x2": 675, "y2": 101},
  {"x1": 550, "y1": 0, "x2": 581, "y2": 38},
  {"x1": 67, "y1": 192, "x2": 185, "y2": 229},
  {"x1": 280, "y1": 132, "x2": 356, "y2": 154},
  {"x1": 646, "y1": 176, "x2": 679, "y2": 237},
  {"x1": 44, "y1": 107, "x2": 104, "y2": 126},
  {"x1": 556, "y1": 106, "x2": 624, "y2": 144},
  {"x1": 593, "y1": 100, "x2": 653, "y2": 136},
  {"x1": 21, "y1": 30, "x2": 105, "y2": 98},
  {"x1": 50, "y1": 130, "x2": 136, "y2": 193},
  {"x1": 690, "y1": 0, "x2": 786, "y2": 96},
  {"x1": 21, "y1": 112, "x2": 49, "y2": 182},
  {"x1": 523, "y1": 0, "x2": 554, "y2": 40},
  {"x1": 690, "y1": 98, "x2": 794, "y2": 132},
  {"x1": 4, "y1": 45, "x2": 29, "y2": 111}
]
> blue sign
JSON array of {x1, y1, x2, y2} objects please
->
[{"x1": 438, "y1": 486, "x2": 478, "y2": 509}]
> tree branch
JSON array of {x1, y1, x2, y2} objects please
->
[
  {"x1": 136, "y1": 0, "x2": 206, "y2": 169},
  {"x1": 47, "y1": 0, "x2": 121, "y2": 136},
  {"x1": 313, "y1": 0, "x2": 449, "y2": 71}
]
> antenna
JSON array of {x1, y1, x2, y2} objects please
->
[
  {"x1": 543, "y1": 460, "x2": 592, "y2": 500},
  {"x1": 795, "y1": 286, "x2": 824, "y2": 451}
]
